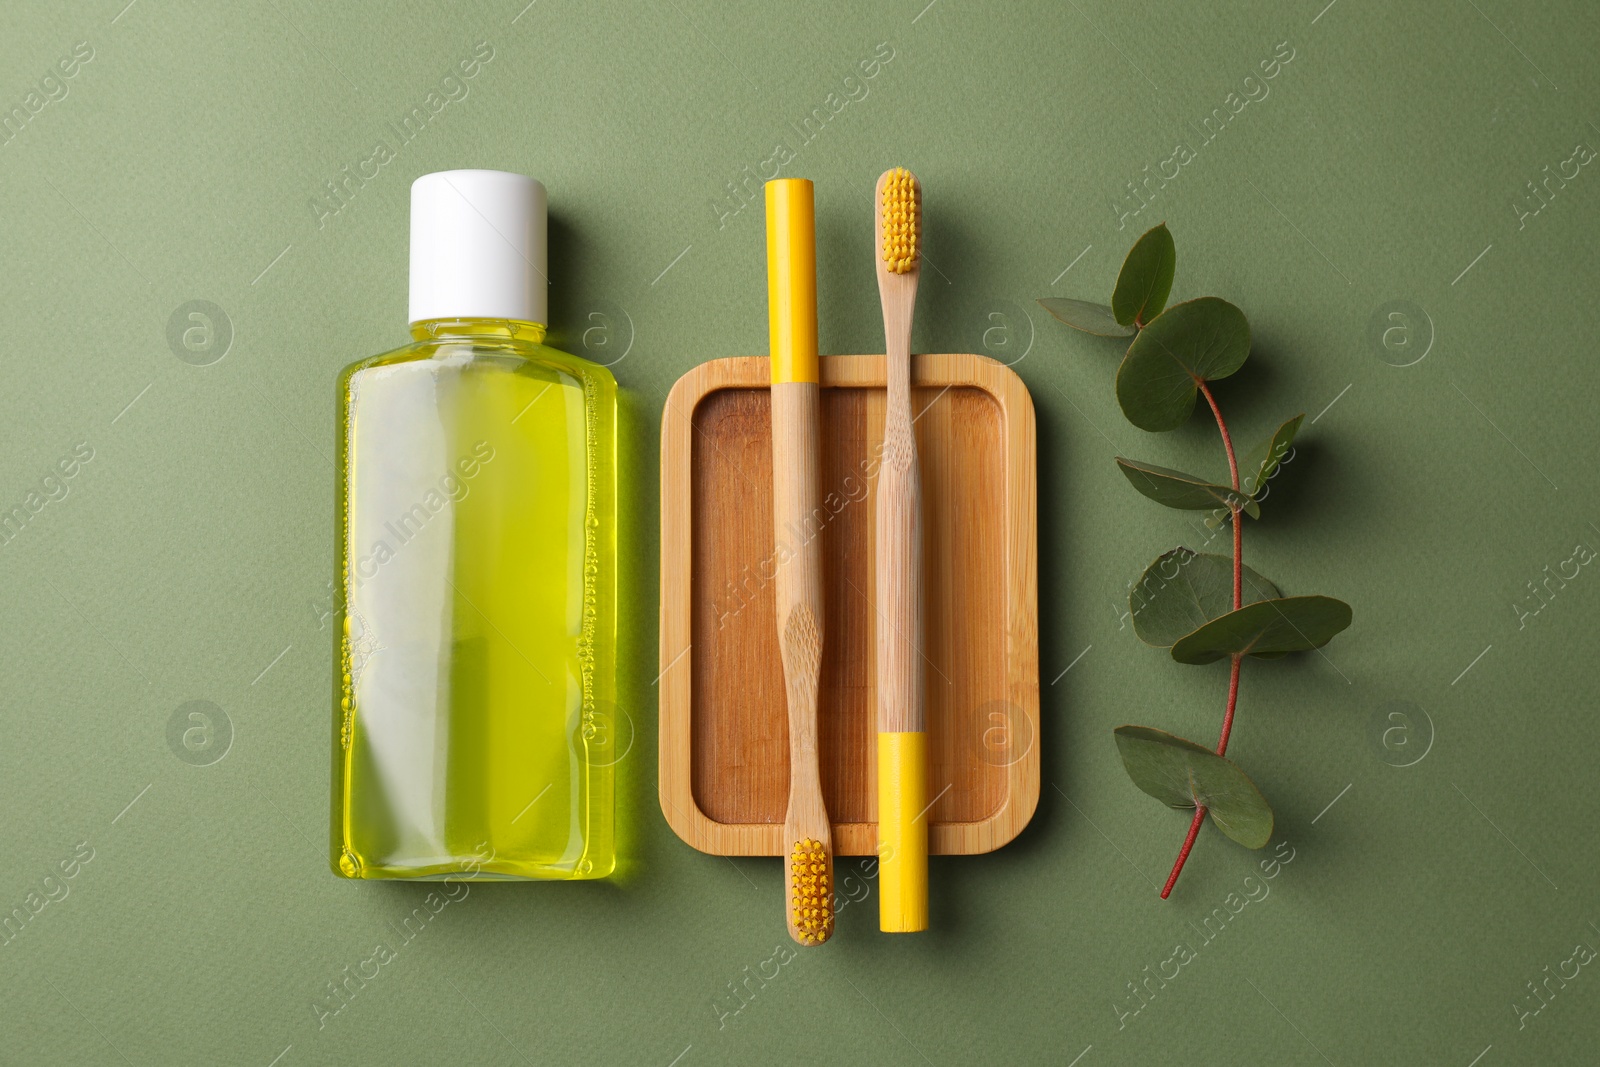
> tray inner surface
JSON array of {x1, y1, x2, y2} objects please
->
[{"x1": 689, "y1": 383, "x2": 1013, "y2": 831}]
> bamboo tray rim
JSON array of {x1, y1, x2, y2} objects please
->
[{"x1": 658, "y1": 353, "x2": 1039, "y2": 856}]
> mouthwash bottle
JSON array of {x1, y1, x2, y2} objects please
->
[{"x1": 331, "y1": 170, "x2": 616, "y2": 879}]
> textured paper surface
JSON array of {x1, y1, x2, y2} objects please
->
[{"x1": 2, "y1": 1, "x2": 1597, "y2": 1063}]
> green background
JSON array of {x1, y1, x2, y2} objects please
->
[{"x1": 3, "y1": 0, "x2": 1597, "y2": 1063}]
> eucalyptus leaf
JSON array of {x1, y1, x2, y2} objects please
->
[
  {"x1": 1113, "y1": 725, "x2": 1274, "y2": 848},
  {"x1": 1170, "y1": 595, "x2": 1352, "y2": 665},
  {"x1": 1115, "y1": 297, "x2": 1251, "y2": 432},
  {"x1": 1038, "y1": 298, "x2": 1135, "y2": 338},
  {"x1": 1117, "y1": 458, "x2": 1260, "y2": 518},
  {"x1": 1245, "y1": 414, "x2": 1304, "y2": 498},
  {"x1": 1112, "y1": 223, "x2": 1176, "y2": 327},
  {"x1": 1129, "y1": 548, "x2": 1282, "y2": 648}
]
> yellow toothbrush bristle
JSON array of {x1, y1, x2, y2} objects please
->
[
  {"x1": 880, "y1": 167, "x2": 920, "y2": 274},
  {"x1": 789, "y1": 838, "x2": 833, "y2": 944}
]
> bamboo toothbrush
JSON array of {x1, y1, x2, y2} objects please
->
[
  {"x1": 765, "y1": 178, "x2": 833, "y2": 947},
  {"x1": 874, "y1": 166, "x2": 928, "y2": 933}
]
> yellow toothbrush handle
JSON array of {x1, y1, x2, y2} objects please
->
[
  {"x1": 766, "y1": 179, "x2": 818, "y2": 386},
  {"x1": 877, "y1": 731, "x2": 928, "y2": 932}
]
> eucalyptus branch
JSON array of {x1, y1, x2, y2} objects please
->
[{"x1": 1040, "y1": 222, "x2": 1353, "y2": 899}]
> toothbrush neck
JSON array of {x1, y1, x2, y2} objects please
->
[{"x1": 409, "y1": 318, "x2": 547, "y2": 344}]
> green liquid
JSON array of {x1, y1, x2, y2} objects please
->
[{"x1": 332, "y1": 320, "x2": 616, "y2": 879}]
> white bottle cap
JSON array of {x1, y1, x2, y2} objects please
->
[{"x1": 408, "y1": 169, "x2": 548, "y2": 326}]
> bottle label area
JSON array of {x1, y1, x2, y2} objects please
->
[{"x1": 334, "y1": 351, "x2": 616, "y2": 879}]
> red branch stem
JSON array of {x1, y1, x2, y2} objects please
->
[
  {"x1": 1217, "y1": 656, "x2": 1243, "y2": 756},
  {"x1": 1160, "y1": 808, "x2": 1206, "y2": 899},
  {"x1": 1161, "y1": 380, "x2": 1245, "y2": 898}
]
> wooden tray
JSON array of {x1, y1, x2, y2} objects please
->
[{"x1": 659, "y1": 354, "x2": 1038, "y2": 856}]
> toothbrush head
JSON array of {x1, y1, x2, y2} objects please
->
[
  {"x1": 880, "y1": 167, "x2": 921, "y2": 274},
  {"x1": 789, "y1": 837, "x2": 834, "y2": 944}
]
